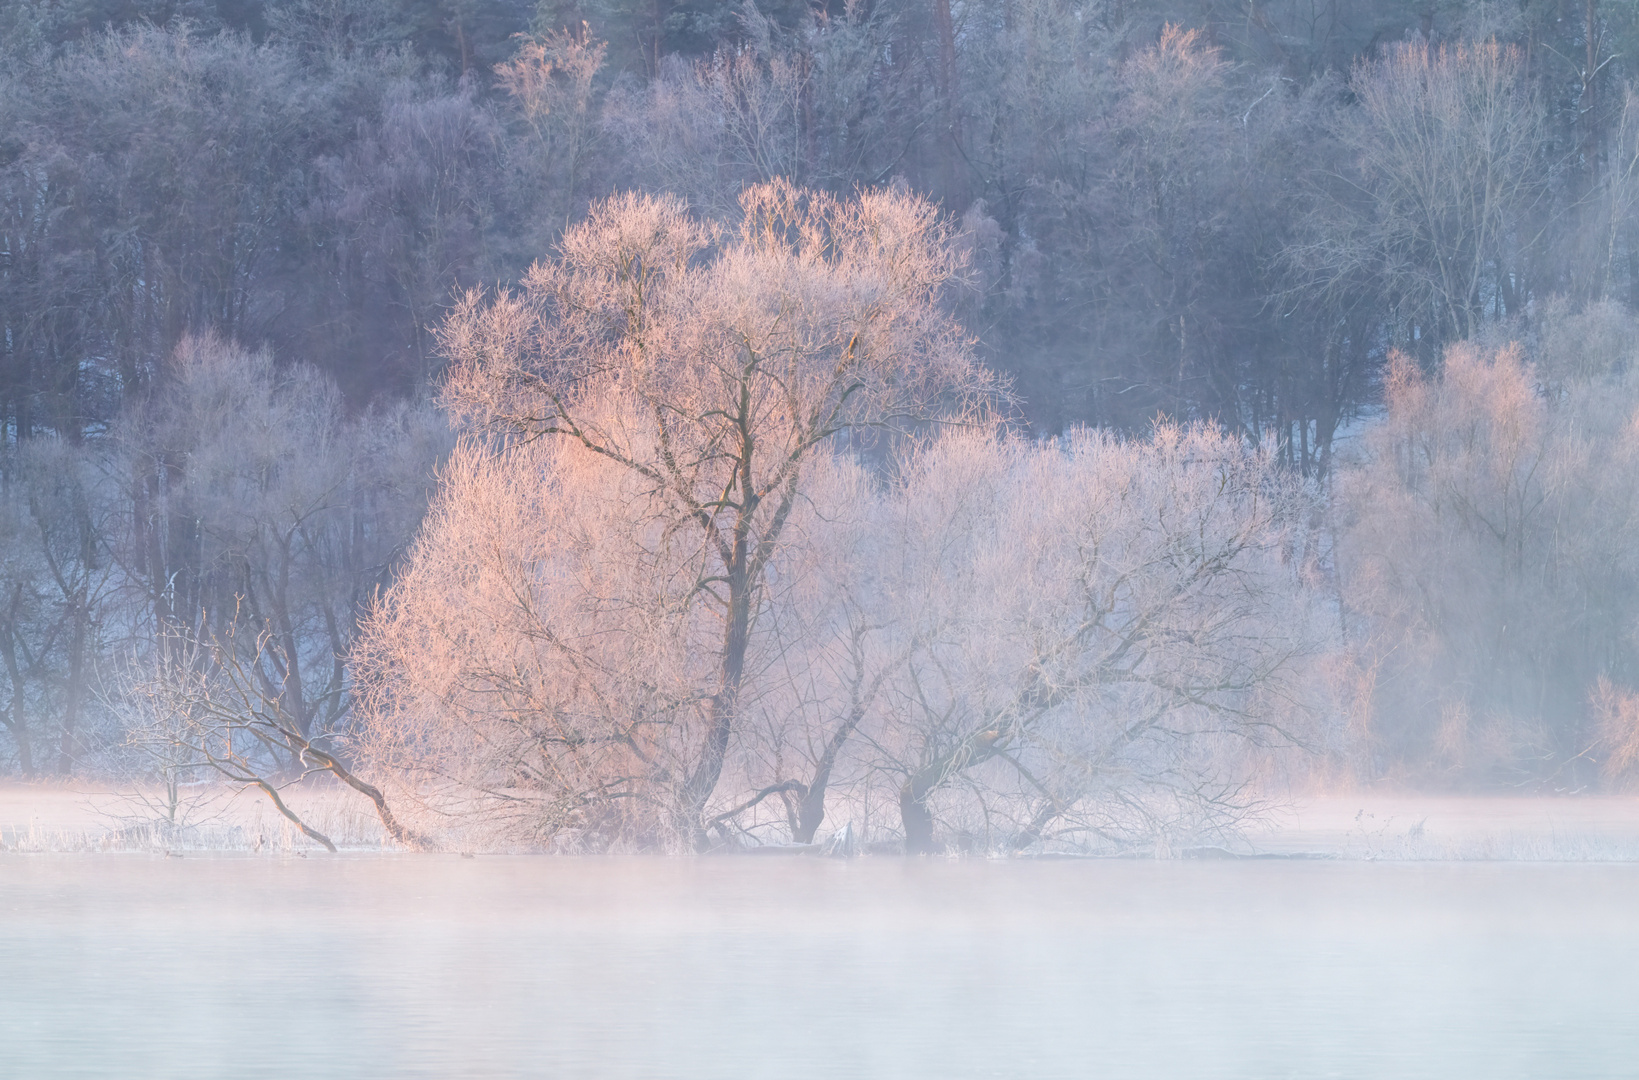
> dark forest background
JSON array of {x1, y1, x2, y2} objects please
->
[{"x1": 12, "y1": 0, "x2": 1639, "y2": 453}]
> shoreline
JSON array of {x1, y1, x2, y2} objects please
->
[{"x1": 3, "y1": 782, "x2": 1637, "y2": 860}]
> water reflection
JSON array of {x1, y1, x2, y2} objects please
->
[{"x1": 3, "y1": 857, "x2": 1636, "y2": 1079}]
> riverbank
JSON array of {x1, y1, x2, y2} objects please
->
[
  {"x1": 1242, "y1": 794, "x2": 1639, "y2": 860},
  {"x1": 2, "y1": 781, "x2": 1637, "y2": 858},
  {"x1": 0, "y1": 780, "x2": 388, "y2": 853}
]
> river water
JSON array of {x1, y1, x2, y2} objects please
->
[{"x1": 2, "y1": 856, "x2": 1635, "y2": 1079}]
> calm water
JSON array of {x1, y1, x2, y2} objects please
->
[{"x1": 1, "y1": 856, "x2": 1636, "y2": 1079}]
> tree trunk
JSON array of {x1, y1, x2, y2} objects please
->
[
  {"x1": 899, "y1": 730, "x2": 1009, "y2": 854},
  {"x1": 6, "y1": 717, "x2": 32, "y2": 777},
  {"x1": 299, "y1": 740, "x2": 429, "y2": 850},
  {"x1": 794, "y1": 787, "x2": 826, "y2": 845},
  {"x1": 932, "y1": 0, "x2": 962, "y2": 203},
  {"x1": 900, "y1": 770, "x2": 938, "y2": 854},
  {"x1": 793, "y1": 702, "x2": 869, "y2": 843},
  {"x1": 56, "y1": 595, "x2": 86, "y2": 775},
  {"x1": 0, "y1": 606, "x2": 33, "y2": 777},
  {"x1": 681, "y1": 547, "x2": 751, "y2": 847}
]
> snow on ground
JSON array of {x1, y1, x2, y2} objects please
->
[
  {"x1": 2, "y1": 782, "x2": 1637, "y2": 857},
  {"x1": 1241, "y1": 794, "x2": 1639, "y2": 860},
  {"x1": 0, "y1": 781, "x2": 388, "y2": 852}
]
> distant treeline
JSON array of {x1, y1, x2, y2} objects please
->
[{"x1": 6, "y1": 0, "x2": 1639, "y2": 448}]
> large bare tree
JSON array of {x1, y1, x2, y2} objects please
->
[
  {"x1": 1296, "y1": 40, "x2": 1549, "y2": 357},
  {"x1": 358, "y1": 182, "x2": 996, "y2": 849},
  {"x1": 873, "y1": 425, "x2": 1324, "y2": 853}
]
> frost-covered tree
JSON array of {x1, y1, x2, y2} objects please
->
[
  {"x1": 1298, "y1": 40, "x2": 1548, "y2": 357},
  {"x1": 108, "y1": 334, "x2": 446, "y2": 830},
  {"x1": 1335, "y1": 336, "x2": 1639, "y2": 785},
  {"x1": 357, "y1": 411, "x2": 1325, "y2": 850},
  {"x1": 870, "y1": 426, "x2": 1324, "y2": 852},
  {"x1": 0, "y1": 440, "x2": 120, "y2": 775},
  {"x1": 356, "y1": 182, "x2": 997, "y2": 849}
]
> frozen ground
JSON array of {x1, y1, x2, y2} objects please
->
[
  {"x1": 1239, "y1": 793, "x2": 1639, "y2": 859},
  {"x1": 0, "y1": 780, "x2": 390, "y2": 852},
  {"x1": 2, "y1": 782, "x2": 1638, "y2": 858}
]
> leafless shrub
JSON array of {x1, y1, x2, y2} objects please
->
[
  {"x1": 496, "y1": 25, "x2": 607, "y2": 238},
  {"x1": 867, "y1": 424, "x2": 1326, "y2": 853},
  {"x1": 119, "y1": 621, "x2": 423, "y2": 852},
  {"x1": 1591, "y1": 677, "x2": 1639, "y2": 786},
  {"x1": 1335, "y1": 341, "x2": 1639, "y2": 785},
  {"x1": 1533, "y1": 296, "x2": 1639, "y2": 387},
  {"x1": 604, "y1": 4, "x2": 917, "y2": 216}
]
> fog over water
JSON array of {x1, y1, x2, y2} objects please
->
[{"x1": 5, "y1": 857, "x2": 1637, "y2": 1079}]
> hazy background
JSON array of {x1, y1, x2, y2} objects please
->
[{"x1": 4, "y1": 0, "x2": 1639, "y2": 854}]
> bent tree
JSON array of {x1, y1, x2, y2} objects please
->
[{"x1": 371, "y1": 182, "x2": 994, "y2": 848}]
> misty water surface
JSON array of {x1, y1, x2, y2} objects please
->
[{"x1": 3, "y1": 857, "x2": 1636, "y2": 1079}]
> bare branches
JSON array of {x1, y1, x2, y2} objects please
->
[
  {"x1": 120, "y1": 621, "x2": 425, "y2": 851},
  {"x1": 1335, "y1": 335, "x2": 1639, "y2": 785},
  {"x1": 1298, "y1": 40, "x2": 1548, "y2": 352},
  {"x1": 364, "y1": 183, "x2": 998, "y2": 850},
  {"x1": 870, "y1": 424, "x2": 1326, "y2": 852}
]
